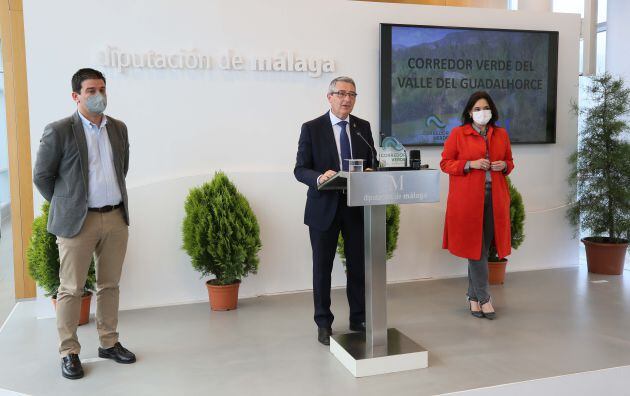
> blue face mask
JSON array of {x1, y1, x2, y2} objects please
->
[{"x1": 85, "y1": 93, "x2": 107, "y2": 114}]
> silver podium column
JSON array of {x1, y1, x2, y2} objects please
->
[{"x1": 364, "y1": 205, "x2": 387, "y2": 357}]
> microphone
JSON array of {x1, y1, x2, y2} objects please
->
[
  {"x1": 410, "y1": 149, "x2": 421, "y2": 170},
  {"x1": 354, "y1": 130, "x2": 378, "y2": 170}
]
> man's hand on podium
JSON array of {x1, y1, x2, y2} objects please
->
[{"x1": 317, "y1": 170, "x2": 337, "y2": 185}]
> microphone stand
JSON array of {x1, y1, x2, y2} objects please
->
[{"x1": 354, "y1": 131, "x2": 378, "y2": 170}]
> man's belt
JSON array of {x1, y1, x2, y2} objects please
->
[{"x1": 88, "y1": 203, "x2": 123, "y2": 213}]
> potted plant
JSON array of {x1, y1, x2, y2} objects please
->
[
  {"x1": 488, "y1": 177, "x2": 525, "y2": 284},
  {"x1": 26, "y1": 202, "x2": 95, "y2": 325},
  {"x1": 337, "y1": 204, "x2": 400, "y2": 265},
  {"x1": 182, "y1": 171, "x2": 262, "y2": 311},
  {"x1": 568, "y1": 73, "x2": 630, "y2": 275}
]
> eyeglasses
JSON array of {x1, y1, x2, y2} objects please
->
[{"x1": 331, "y1": 91, "x2": 358, "y2": 99}]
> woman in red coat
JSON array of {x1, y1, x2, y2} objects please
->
[{"x1": 440, "y1": 91, "x2": 514, "y2": 320}]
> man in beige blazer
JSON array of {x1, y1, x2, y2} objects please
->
[{"x1": 33, "y1": 68, "x2": 135, "y2": 380}]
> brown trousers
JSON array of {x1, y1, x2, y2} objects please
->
[{"x1": 56, "y1": 208, "x2": 128, "y2": 357}]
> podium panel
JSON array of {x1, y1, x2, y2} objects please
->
[{"x1": 347, "y1": 170, "x2": 440, "y2": 206}]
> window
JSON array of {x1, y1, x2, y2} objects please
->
[{"x1": 554, "y1": 0, "x2": 607, "y2": 75}]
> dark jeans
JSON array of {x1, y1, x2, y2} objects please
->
[
  {"x1": 467, "y1": 185, "x2": 494, "y2": 305},
  {"x1": 309, "y1": 195, "x2": 365, "y2": 329}
]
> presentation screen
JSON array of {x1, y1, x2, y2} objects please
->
[{"x1": 380, "y1": 24, "x2": 559, "y2": 145}]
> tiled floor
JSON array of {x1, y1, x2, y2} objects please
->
[{"x1": 0, "y1": 266, "x2": 629, "y2": 396}]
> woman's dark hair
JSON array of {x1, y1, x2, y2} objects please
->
[
  {"x1": 71, "y1": 68, "x2": 106, "y2": 94},
  {"x1": 461, "y1": 91, "x2": 499, "y2": 126}
]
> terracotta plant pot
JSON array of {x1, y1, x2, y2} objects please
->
[
  {"x1": 582, "y1": 237, "x2": 628, "y2": 275},
  {"x1": 488, "y1": 259, "x2": 508, "y2": 285},
  {"x1": 206, "y1": 280, "x2": 241, "y2": 311},
  {"x1": 52, "y1": 291, "x2": 93, "y2": 326}
]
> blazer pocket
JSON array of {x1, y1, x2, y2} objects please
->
[{"x1": 51, "y1": 195, "x2": 73, "y2": 210}]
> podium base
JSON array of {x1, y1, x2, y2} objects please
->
[{"x1": 329, "y1": 328, "x2": 428, "y2": 377}]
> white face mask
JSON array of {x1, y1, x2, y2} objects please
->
[{"x1": 472, "y1": 109, "x2": 492, "y2": 126}]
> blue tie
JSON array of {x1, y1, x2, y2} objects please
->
[{"x1": 339, "y1": 121, "x2": 351, "y2": 171}]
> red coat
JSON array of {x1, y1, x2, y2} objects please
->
[{"x1": 440, "y1": 124, "x2": 514, "y2": 260}]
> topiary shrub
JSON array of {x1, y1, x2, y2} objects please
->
[
  {"x1": 26, "y1": 202, "x2": 95, "y2": 297},
  {"x1": 567, "y1": 72, "x2": 630, "y2": 244},
  {"x1": 337, "y1": 204, "x2": 400, "y2": 265},
  {"x1": 489, "y1": 177, "x2": 525, "y2": 261},
  {"x1": 182, "y1": 171, "x2": 262, "y2": 285}
]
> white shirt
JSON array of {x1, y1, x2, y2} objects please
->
[
  {"x1": 316, "y1": 111, "x2": 355, "y2": 186},
  {"x1": 328, "y1": 111, "x2": 353, "y2": 167},
  {"x1": 78, "y1": 111, "x2": 123, "y2": 208}
]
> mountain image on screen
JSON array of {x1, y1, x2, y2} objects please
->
[{"x1": 383, "y1": 25, "x2": 558, "y2": 145}]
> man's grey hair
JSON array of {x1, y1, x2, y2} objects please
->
[{"x1": 328, "y1": 76, "x2": 356, "y2": 95}]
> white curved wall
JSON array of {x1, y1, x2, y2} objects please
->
[
  {"x1": 607, "y1": 0, "x2": 630, "y2": 83},
  {"x1": 23, "y1": 0, "x2": 581, "y2": 314}
]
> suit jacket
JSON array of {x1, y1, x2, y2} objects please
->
[
  {"x1": 33, "y1": 112, "x2": 130, "y2": 238},
  {"x1": 294, "y1": 111, "x2": 377, "y2": 231}
]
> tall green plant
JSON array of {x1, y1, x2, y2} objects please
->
[
  {"x1": 568, "y1": 73, "x2": 630, "y2": 243},
  {"x1": 182, "y1": 172, "x2": 262, "y2": 285},
  {"x1": 337, "y1": 204, "x2": 400, "y2": 264},
  {"x1": 489, "y1": 177, "x2": 525, "y2": 261},
  {"x1": 26, "y1": 202, "x2": 95, "y2": 297}
]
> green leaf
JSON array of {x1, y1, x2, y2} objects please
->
[
  {"x1": 566, "y1": 73, "x2": 630, "y2": 242},
  {"x1": 337, "y1": 204, "x2": 400, "y2": 266},
  {"x1": 488, "y1": 177, "x2": 526, "y2": 261},
  {"x1": 26, "y1": 202, "x2": 96, "y2": 297},
  {"x1": 182, "y1": 172, "x2": 262, "y2": 284}
]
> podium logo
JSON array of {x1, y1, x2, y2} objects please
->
[{"x1": 387, "y1": 175, "x2": 404, "y2": 191}]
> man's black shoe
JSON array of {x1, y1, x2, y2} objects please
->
[
  {"x1": 98, "y1": 342, "x2": 136, "y2": 364},
  {"x1": 317, "y1": 327, "x2": 332, "y2": 345},
  {"x1": 349, "y1": 321, "x2": 366, "y2": 332},
  {"x1": 61, "y1": 353, "x2": 84, "y2": 380}
]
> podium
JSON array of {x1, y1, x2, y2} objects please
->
[{"x1": 319, "y1": 169, "x2": 440, "y2": 377}]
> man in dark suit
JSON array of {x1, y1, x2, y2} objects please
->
[
  {"x1": 294, "y1": 76, "x2": 378, "y2": 345},
  {"x1": 33, "y1": 68, "x2": 135, "y2": 380}
]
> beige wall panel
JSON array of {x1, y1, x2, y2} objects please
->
[{"x1": 1, "y1": 0, "x2": 35, "y2": 299}]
